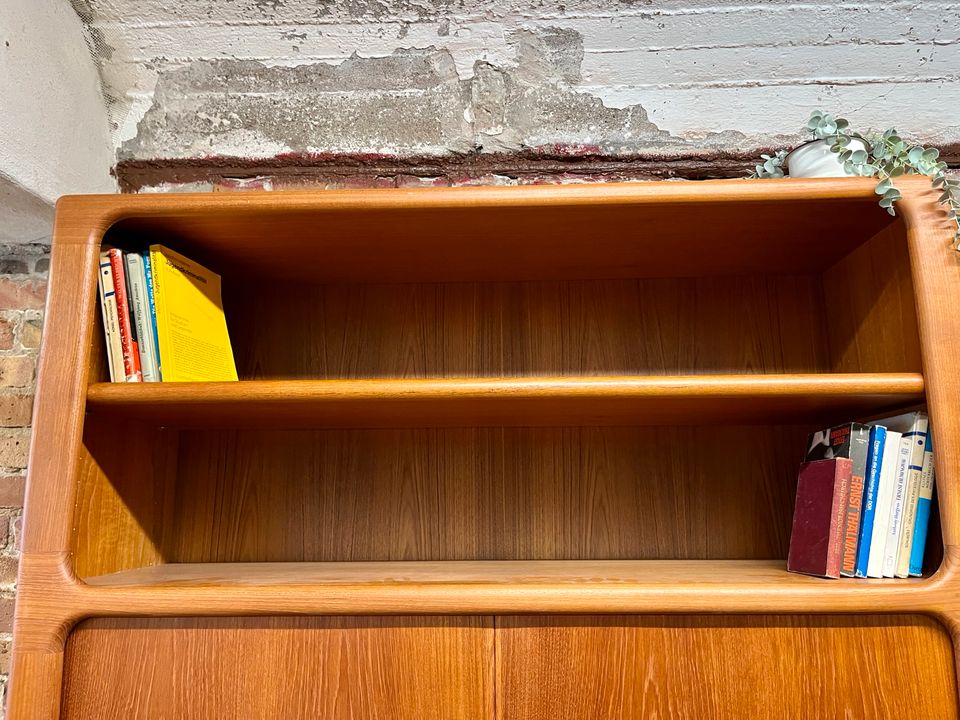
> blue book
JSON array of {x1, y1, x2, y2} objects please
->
[
  {"x1": 141, "y1": 251, "x2": 162, "y2": 380},
  {"x1": 855, "y1": 425, "x2": 886, "y2": 577},
  {"x1": 909, "y1": 433, "x2": 935, "y2": 576}
]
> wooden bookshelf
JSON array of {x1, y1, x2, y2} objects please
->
[{"x1": 10, "y1": 177, "x2": 960, "y2": 719}]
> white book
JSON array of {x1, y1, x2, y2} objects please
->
[
  {"x1": 895, "y1": 413, "x2": 929, "y2": 577},
  {"x1": 125, "y1": 253, "x2": 161, "y2": 382},
  {"x1": 882, "y1": 434, "x2": 914, "y2": 577},
  {"x1": 97, "y1": 251, "x2": 125, "y2": 383},
  {"x1": 867, "y1": 429, "x2": 900, "y2": 578}
]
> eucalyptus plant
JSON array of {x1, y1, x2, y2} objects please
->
[{"x1": 753, "y1": 110, "x2": 960, "y2": 247}]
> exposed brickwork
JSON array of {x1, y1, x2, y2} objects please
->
[{"x1": 0, "y1": 248, "x2": 45, "y2": 714}]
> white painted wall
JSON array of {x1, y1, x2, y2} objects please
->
[
  {"x1": 79, "y1": 0, "x2": 960, "y2": 162},
  {"x1": 0, "y1": 0, "x2": 115, "y2": 242}
]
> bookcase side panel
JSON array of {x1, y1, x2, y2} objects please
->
[{"x1": 820, "y1": 221, "x2": 923, "y2": 374}]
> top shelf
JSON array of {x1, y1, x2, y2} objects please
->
[
  {"x1": 85, "y1": 373, "x2": 924, "y2": 428},
  {"x1": 91, "y1": 178, "x2": 902, "y2": 283}
]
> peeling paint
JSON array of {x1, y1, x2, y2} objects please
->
[{"x1": 73, "y1": 0, "x2": 960, "y2": 167}]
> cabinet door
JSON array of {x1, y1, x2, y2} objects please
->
[
  {"x1": 62, "y1": 617, "x2": 493, "y2": 720},
  {"x1": 496, "y1": 615, "x2": 958, "y2": 719}
]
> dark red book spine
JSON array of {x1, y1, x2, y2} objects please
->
[
  {"x1": 108, "y1": 249, "x2": 142, "y2": 382},
  {"x1": 787, "y1": 458, "x2": 853, "y2": 578}
]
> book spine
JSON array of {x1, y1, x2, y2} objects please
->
[
  {"x1": 855, "y1": 425, "x2": 886, "y2": 577},
  {"x1": 909, "y1": 434, "x2": 935, "y2": 576},
  {"x1": 827, "y1": 459, "x2": 852, "y2": 579},
  {"x1": 896, "y1": 415, "x2": 929, "y2": 577},
  {"x1": 107, "y1": 249, "x2": 142, "y2": 382},
  {"x1": 149, "y1": 246, "x2": 168, "y2": 379},
  {"x1": 839, "y1": 425, "x2": 869, "y2": 576},
  {"x1": 126, "y1": 254, "x2": 160, "y2": 382},
  {"x1": 96, "y1": 252, "x2": 125, "y2": 382},
  {"x1": 142, "y1": 251, "x2": 162, "y2": 380},
  {"x1": 882, "y1": 435, "x2": 913, "y2": 577},
  {"x1": 868, "y1": 430, "x2": 900, "y2": 578}
]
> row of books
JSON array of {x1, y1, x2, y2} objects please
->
[
  {"x1": 788, "y1": 412, "x2": 934, "y2": 579},
  {"x1": 97, "y1": 245, "x2": 238, "y2": 383}
]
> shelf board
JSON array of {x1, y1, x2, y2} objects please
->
[
  {"x1": 77, "y1": 560, "x2": 935, "y2": 615},
  {"x1": 84, "y1": 559, "x2": 915, "y2": 588},
  {"x1": 84, "y1": 373, "x2": 924, "y2": 428}
]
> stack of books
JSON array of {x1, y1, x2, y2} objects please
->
[
  {"x1": 97, "y1": 245, "x2": 237, "y2": 383},
  {"x1": 788, "y1": 412, "x2": 935, "y2": 579}
]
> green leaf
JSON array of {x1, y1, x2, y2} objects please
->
[
  {"x1": 933, "y1": 175, "x2": 946, "y2": 188},
  {"x1": 836, "y1": 118, "x2": 849, "y2": 130},
  {"x1": 879, "y1": 196, "x2": 894, "y2": 208},
  {"x1": 923, "y1": 148, "x2": 940, "y2": 161},
  {"x1": 876, "y1": 179, "x2": 893, "y2": 194},
  {"x1": 907, "y1": 147, "x2": 924, "y2": 164},
  {"x1": 850, "y1": 149, "x2": 868, "y2": 164},
  {"x1": 887, "y1": 206, "x2": 897, "y2": 216}
]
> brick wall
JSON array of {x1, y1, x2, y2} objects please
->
[{"x1": 0, "y1": 245, "x2": 47, "y2": 710}]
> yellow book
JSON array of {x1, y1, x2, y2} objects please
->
[{"x1": 149, "y1": 245, "x2": 238, "y2": 382}]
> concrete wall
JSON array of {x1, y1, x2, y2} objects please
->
[
  {"x1": 76, "y1": 0, "x2": 960, "y2": 188},
  {"x1": 0, "y1": 0, "x2": 115, "y2": 242}
]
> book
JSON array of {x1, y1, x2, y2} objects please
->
[
  {"x1": 908, "y1": 433, "x2": 935, "y2": 576},
  {"x1": 787, "y1": 458, "x2": 852, "y2": 579},
  {"x1": 141, "y1": 251, "x2": 162, "y2": 380},
  {"x1": 96, "y1": 251, "x2": 125, "y2": 383},
  {"x1": 125, "y1": 253, "x2": 161, "y2": 382},
  {"x1": 805, "y1": 423, "x2": 869, "y2": 576},
  {"x1": 107, "y1": 249, "x2": 142, "y2": 382},
  {"x1": 867, "y1": 429, "x2": 901, "y2": 578},
  {"x1": 894, "y1": 412, "x2": 929, "y2": 577},
  {"x1": 854, "y1": 425, "x2": 886, "y2": 577},
  {"x1": 149, "y1": 245, "x2": 238, "y2": 382},
  {"x1": 882, "y1": 433, "x2": 913, "y2": 577}
]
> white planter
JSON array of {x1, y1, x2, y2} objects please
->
[{"x1": 785, "y1": 137, "x2": 870, "y2": 178}]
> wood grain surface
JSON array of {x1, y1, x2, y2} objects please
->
[
  {"x1": 84, "y1": 373, "x2": 925, "y2": 428},
  {"x1": 10, "y1": 178, "x2": 960, "y2": 720},
  {"x1": 496, "y1": 615, "x2": 959, "y2": 720},
  {"x1": 61, "y1": 617, "x2": 493, "y2": 720},
  {"x1": 157, "y1": 425, "x2": 802, "y2": 564},
  {"x1": 223, "y1": 275, "x2": 834, "y2": 381}
]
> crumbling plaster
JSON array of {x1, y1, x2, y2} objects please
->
[{"x1": 75, "y1": 1, "x2": 960, "y2": 166}]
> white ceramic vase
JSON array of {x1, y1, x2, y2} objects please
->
[{"x1": 785, "y1": 137, "x2": 870, "y2": 178}]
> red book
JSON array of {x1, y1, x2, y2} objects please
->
[
  {"x1": 107, "y1": 249, "x2": 142, "y2": 382},
  {"x1": 787, "y1": 458, "x2": 852, "y2": 578}
]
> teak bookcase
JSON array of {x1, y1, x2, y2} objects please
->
[{"x1": 9, "y1": 177, "x2": 960, "y2": 718}]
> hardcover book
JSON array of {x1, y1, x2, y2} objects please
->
[
  {"x1": 787, "y1": 458, "x2": 853, "y2": 579},
  {"x1": 149, "y1": 245, "x2": 238, "y2": 382},
  {"x1": 805, "y1": 423, "x2": 869, "y2": 576}
]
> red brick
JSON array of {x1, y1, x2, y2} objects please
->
[
  {"x1": 0, "y1": 596, "x2": 14, "y2": 633},
  {"x1": 0, "y1": 394, "x2": 31, "y2": 427},
  {"x1": 0, "y1": 518, "x2": 9, "y2": 550},
  {"x1": 0, "y1": 278, "x2": 46, "y2": 311},
  {"x1": 0, "y1": 430, "x2": 30, "y2": 469},
  {"x1": 0, "y1": 357, "x2": 34, "y2": 388},
  {"x1": 0, "y1": 478, "x2": 25, "y2": 507},
  {"x1": 0, "y1": 556, "x2": 16, "y2": 586},
  {"x1": 0, "y1": 317, "x2": 14, "y2": 351}
]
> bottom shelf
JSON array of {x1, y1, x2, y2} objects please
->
[{"x1": 84, "y1": 558, "x2": 931, "y2": 589}]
